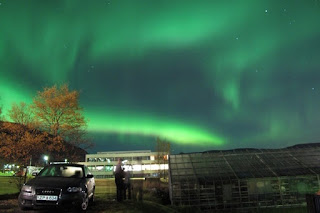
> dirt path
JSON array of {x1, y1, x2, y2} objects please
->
[{"x1": 0, "y1": 198, "x2": 177, "y2": 213}]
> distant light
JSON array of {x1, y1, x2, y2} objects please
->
[
  {"x1": 133, "y1": 164, "x2": 142, "y2": 171},
  {"x1": 96, "y1": 166, "x2": 104, "y2": 171},
  {"x1": 265, "y1": 9, "x2": 268, "y2": 13},
  {"x1": 44, "y1": 155, "x2": 49, "y2": 161},
  {"x1": 65, "y1": 159, "x2": 68, "y2": 162}
]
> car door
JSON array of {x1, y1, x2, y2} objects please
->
[{"x1": 84, "y1": 166, "x2": 94, "y2": 196}]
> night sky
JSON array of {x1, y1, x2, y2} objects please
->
[{"x1": 1, "y1": 0, "x2": 320, "y2": 153}]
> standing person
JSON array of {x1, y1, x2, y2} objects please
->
[
  {"x1": 114, "y1": 158, "x2": 124, "y2": 202},
  {"x1": 123, "y1": 167, "x2": 132, "y2": 200}
]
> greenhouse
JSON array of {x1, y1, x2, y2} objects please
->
[{"x1": 169, "y1": 143, "x2": 320, "y2": 211}]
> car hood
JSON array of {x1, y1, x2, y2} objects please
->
[{"x1": 27, "y1": 177, "x2": 83, "y2": 188}]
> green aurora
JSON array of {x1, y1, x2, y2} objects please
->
[{"x1": 0, "y1": 0, "x2": 320, "y2": 152}]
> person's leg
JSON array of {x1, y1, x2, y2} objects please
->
[
  {"x1": 116, "y1": 185, "x2": 120, "y2": 201},
  {"x1": 128, "y1": 183, "x2": 131, "y2": 199},
  {"x1": 138, "y1": 187, "x2": 142, "y2": 201},
  {"x1": 119, "y1": 182, "x2": 123, "y2": 201},
  {"x1": 115, "y1": 177, "x2": 122, "y2": 202},
  {"x1": 123, "y1": 184, "x2": 127, "y2": 200}
]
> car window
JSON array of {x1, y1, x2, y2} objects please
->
[
  {"x1": 84, "y1": 166, "x2": 88, "y2": 176},
  {"x1": 38, "y1": 165, "x2": 84, "y2": 178},
  {"x1": 84, "y1": 166, "x2": 93, "y2": 177}
]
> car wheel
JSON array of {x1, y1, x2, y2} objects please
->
[
  {"x1": 18, "y1": 201, "x2": 32, "y2": 211},
  {"x1": 89, "y1": 188, "x2": 95, "y2": 205},
  {"x1": 79, "y1": 193, "x2": 89, "y2": 212},
  {"x1": 18, "y1": 196, "x2": 32, "y2": 211}
]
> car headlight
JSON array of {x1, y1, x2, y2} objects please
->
[
  {"x1": 21, "y1": 185, "x2": 34, "y2": 195},
  {"x1": 67, "y1": 187, "x2": 82, "y2": 193}
]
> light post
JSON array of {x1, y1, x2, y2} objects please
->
[{"x1": 43, "y1": 155, "x2": 49, "y2": 165}]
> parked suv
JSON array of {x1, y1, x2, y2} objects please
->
[{"x1": 18, "y1": 163, "x2": 95, "y2": 212}]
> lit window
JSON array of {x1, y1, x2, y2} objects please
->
[{"x1": 96, "y1": 166, "x2": 104, "y2": 171}]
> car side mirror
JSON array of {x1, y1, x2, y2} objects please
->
[{"x1": 86, "y1": 174, "x2": 94, "y2": 178}]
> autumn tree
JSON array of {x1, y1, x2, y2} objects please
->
[
  {"x1": 155, "y1": 137, "x2": 170, "y2": 179},
  {"x1": 0, "y1": 106, "x2": 3, "y2": 121},
  {"x1": 0, "y1": 99, "x2": 4, "y2": 121},
  {"x1": 32, "y1": 84, "x2": 92, "y2": 157},
  {"x1": 0, "y1": 85, "x2": 90, "y2": 164},
  {"x1": 0, "y1": 122, "x2": 65, "y2": 166},
  {"x1": 8, "y1": 102, "x2": 36, "y2": 127}
]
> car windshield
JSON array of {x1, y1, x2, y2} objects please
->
[{"x1": 38, "y1": 165, "x2": 83, "y2": 178}]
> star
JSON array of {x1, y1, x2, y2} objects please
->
[
  {"x1": 312, "y1": 87, "x2": 315, "y2": 90},
  {"x1": 265, "y1": 9, "x2": 268, "y2": 13}
]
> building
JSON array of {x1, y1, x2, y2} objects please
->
[
  {"x1": 80, "y1": 150, "x2": 169, "y2": 178},
  {"x1": 169, "y1": 143, "x2": 320, "y2": 211}
]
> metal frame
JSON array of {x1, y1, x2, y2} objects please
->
[{"x1": 169, "y1": 143, "x2": 320, "y2": 211}]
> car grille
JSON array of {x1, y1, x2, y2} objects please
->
[
  {"x1": 35, "y1": 188, "x2": 61, "y2": 196},
  {"x1": 35, "y1": 188, "x2": 61, "y2": 204}
]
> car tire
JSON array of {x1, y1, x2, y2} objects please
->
[
  {"x1": 78, "y1": 192, "x2": 89, "y2": 212},
  {"x1": 18, "y1": 197, "x2": 32, "y2": 211},
  {"x1": 18, "y1": 202, "x2": 32, "y2": 211},
  {"x1": 89, "y1": 188, "x2": 95, "y2": 205}
]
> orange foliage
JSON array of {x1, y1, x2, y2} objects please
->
[
  {"x1": 32, "y1": 84, "x2": 86, "y2": 138},
  {"x1": 0, "y1": 122, "x2": 43, "y2": 165},
  {"x1": 8, "y1": 102, "x2": 35, "y2": 126},
  {"x1": 0, "y1": 84, "x2": 89, "y2": 164},
  {"x1": 0, "y1": 122, "x2": 68, "y2": 165}
]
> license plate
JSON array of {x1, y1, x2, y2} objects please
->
[{"x1": 36, "y1": 195, "x2": 58, "y2": 201}]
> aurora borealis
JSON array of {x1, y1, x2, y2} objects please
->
[{"x1": 1, "y1": 0, "x2": 320, "y2": 153}]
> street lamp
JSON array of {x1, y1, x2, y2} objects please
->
[{"x1": 43, "y1": 155, "x2": 49, "y2": 165}]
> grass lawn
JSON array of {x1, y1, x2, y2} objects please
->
[
  {"x1": 0, "y1": 177, "x2": 309, "y2": 213},
  {"x1": 0, "y1": 172, "x2": 14, "y2": 176},
  {"x1": 0, "y1": 177, "x2": 20, "y2": 195},
  {"x1": 0, "y1": 177, "x2": 179, "y2": 213}
]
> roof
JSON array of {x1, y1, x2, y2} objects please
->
[
  {"x1": 97, "y1": 150, "x2": 152, "y2": 154},
  {"x1": 169, "y1": 143, "x2": 320, "y2": 180},
  {"x1": 48, "y1": 163, "x2": 85, "y2": 167}
]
